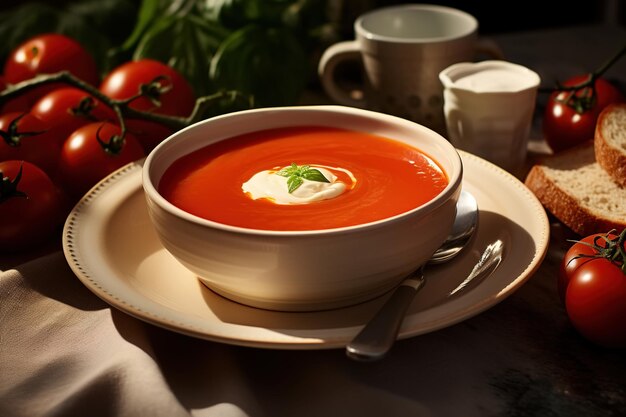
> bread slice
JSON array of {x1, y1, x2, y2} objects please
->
[
  {"x1": 524, "y1": 141, "x2": 626, "y2": 236},
  {"x1": 595, "y1": 103, "x2": 626, "y2": 187}
]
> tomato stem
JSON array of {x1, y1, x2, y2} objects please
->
[
  {"x1": 94, "y1": 123, "x2": 125, "y2": 155},
  {"x1": 568, "y1": 229, "x2": 626, "y2": 275},
  {"x1": 0, "y1": 112, "x2": 48, "y2": 147},
  {"x1": 593, "y1": 42, "x2": 626, "y2": 79},
  {"x1": 538, "y1": 42, "x2": 626, "y2": 114},
  {"x1": 0, "y1": 163, "x2": 27, "y2": 203},
  {"x1": 0, "y1": 71, "x2": 252, "y2": 132},
  {"x1": 70, "y1": 96, "x2": 99, "y2": 121}
]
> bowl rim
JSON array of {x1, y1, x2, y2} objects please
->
[{"x1": 142, "y1": 105, "x2": 463, "y2": 237}]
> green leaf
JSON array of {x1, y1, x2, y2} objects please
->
[
  {"x1": 276, "y1": 162, "x2": 298, "y2": 177},
  {"x1": 210, "y1": 25, "x2": 309, "y2": 106},
  {"x1": 287, "y1": 175, "x2": 303, "y2": 194},
  {"x1": 302, "y1": 168, "x2": 329, "y2": 183},
  {"x1": 132, "y1": 13, "x2": 230, "y2": 97},
  {"x1": 276, "y1": 163, "x2": 329, "y2": 193},
  {"x1": 120, "y1": 0, "x2": 169, "y2": 50},
  {"x1": 202, "y1": 0, "x2": 291, "y2": 28}
]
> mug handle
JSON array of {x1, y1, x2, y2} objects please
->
[
  {"x1": 476, "y1": 37, "x2": 505, "y2": 59},
  {"x1": 318, "y1": 40, "x2": 367, "y2": 108}
]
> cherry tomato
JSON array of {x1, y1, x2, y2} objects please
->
[
  {"x1": 31, "y1": 87, "x2": 117, "y2": 140},
  {"x1": 559, "y1": 231, "x2": 626, "y2": 348},
  {"x1": 543, "y1": 75, "x2": 625, "y2": 153},
  {"x1": 3, "y1": 33, "x2": 99, "y2": 85},
  {"x1": 0, "y1": 160, "x2": 63, "y2": 251},
  {"x1": 99, "y1": 59, "x2": 195, "y2": 117},
  {"x1": 58, "y1": 122, "x2": 144, "y2": 198},
  {"x1": 557, "y1": 232, "x2": 616, "y2": 302},
  {"x1": 3, "y1": 33, "x2": 100, "y2": 108},
  {"x1": 0, "y1": 112, "x2": 63, "y2": 177}
]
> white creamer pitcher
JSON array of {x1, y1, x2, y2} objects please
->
[{"x1": 439, "y1": 60, "x2": 540, "y2": 174}]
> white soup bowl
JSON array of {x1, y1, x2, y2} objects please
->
[{"x1": 142, "y1": 105, "x2": 463, "y2": 311}]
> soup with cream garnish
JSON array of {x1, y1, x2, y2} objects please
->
[{"x1": 158, "y1": 126, "x2": 448, "y2": 231}]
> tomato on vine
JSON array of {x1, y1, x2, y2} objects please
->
[
  {"x1": 31, "y1": 87, "x2": 117, "y2": 140},
  {"x1": 559, "y1": 230, "x2": 626, "y2": 348},
  {"x1": 0, "y1": 161, "x2": 63, "y2": 251},
  {"x1": 58, "y1": 122, "x2": 144, "y2": 198},
  {"x1": 3, "y1": 33, "x2": 99, "y2": 86},
  {"x1": 99, "y1": 59, "x2": 195, "y2": 117},
  {"x1": 543, "y1": 75, "x2": 624, "y2": 152},
  {"x1": 3, "y1": 33, "x2": 100, "y2": 108}
]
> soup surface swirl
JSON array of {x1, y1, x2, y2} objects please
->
[{"x1": 158, "y1": 126, "x2": 448, "y2": 231}]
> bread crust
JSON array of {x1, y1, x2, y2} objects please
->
[
  {"x1": 524, "y1": 164, "x2": 625, "y2": 236},
  {"x1": 595, "y1": 105, "x2": 626, "y2": 187}
]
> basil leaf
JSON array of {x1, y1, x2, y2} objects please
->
[
  {"x1": 276, "y1": 163, "x2": 298, "y2": 177},
  {"x1": 287, "y1": 175, "x2": 303, "y2": 194},
  {"x1": 302, "y1": 168, "x2": 329, "y2": 183}
]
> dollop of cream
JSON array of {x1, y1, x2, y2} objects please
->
[{"x1": 242, "y1": 165, "x2": 353, "y2": 205}]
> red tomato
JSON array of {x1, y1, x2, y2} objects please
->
[
  {"x1": 99, "y1": 59, "x2": 195, "y2": 117},
  {"x1": 3, "y1": 33, "x2": 100, "y2": 107},
  {"x1": 0, "y1": 112, "x2": 63, "y2": 177},
  {"x1": 543, "y1": 75, "x2": 625, "y2": 153},
  {"x1": 58, "y1": 122, "x2": 144, "y2": 198},
  {"x1": 557, "y1": 232, "x2": 615, "y2": 302},
  {"x1": 559, "y1": 231, "x2": 626, "y2": 348},
  {"x1": 31, "y1": 87, "x2": 117, "y2": 140},
  {"x1": 0, "y1": 160, "x2": 63, "y2": 251},
  {"x1": 4, "y1": 33, "x2": 99, "y2": 85}
]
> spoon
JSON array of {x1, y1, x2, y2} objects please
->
[{"x1": 346, "y1": 190, "x2": 479, "y2": 361}]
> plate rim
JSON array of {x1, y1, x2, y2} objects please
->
[{"x1": 62, "y1": 151, "x2": 550, "y2": 349}]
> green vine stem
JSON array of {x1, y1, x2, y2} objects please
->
[
  {"x1": 568, "y1": 229, "x2": 626, "y2": 274},
  {"x1": 538, "y1": 41, "x2": 626, "y2": 101},
  {"x1": 0, "y1": 71, "x2": 252, "y2": 134}
]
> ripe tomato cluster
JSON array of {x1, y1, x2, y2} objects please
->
[
  {"x1": 0, "y1": 33, "x2": 196, "y2": 251},
  {"x1": 559, "y1": 230, "x2": 626, "y2": 348}
]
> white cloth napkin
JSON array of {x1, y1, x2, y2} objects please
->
[
  {"x1": 0, "y1": 252, "x2": 545, "y2": 417},
  {"x1": 0, "y1": 252, "x2": 262, "y2": 417}
]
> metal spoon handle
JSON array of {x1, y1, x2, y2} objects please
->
[{"x1": 346, "y1": 272, "x2": 425, "y2": 361}]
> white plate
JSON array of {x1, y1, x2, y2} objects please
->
[{"x1": 62, "y1": 151, "x2": 549, "y2": 349}]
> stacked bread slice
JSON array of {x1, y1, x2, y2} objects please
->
[{"x1": 524, "y1": 104, "x2": 626, "y2": 236}]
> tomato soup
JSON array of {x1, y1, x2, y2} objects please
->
[{"x1": 158, "y1": 127, "x2": 448, "y2": 231}]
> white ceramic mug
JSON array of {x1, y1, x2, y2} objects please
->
[
  {"x1": 439, "y1": 60, "x2": 541, "y2": 174},
  {"x1": 318, "y1": 4, "x2": 502, "y2": 134}
]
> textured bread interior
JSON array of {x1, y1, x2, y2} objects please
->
[
  {"x1": 541, "y1": 146, "x2": 626, "y2": 222},
  {"x1": 601, "y1": 105, "x2": 626, "y2": 154}
]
